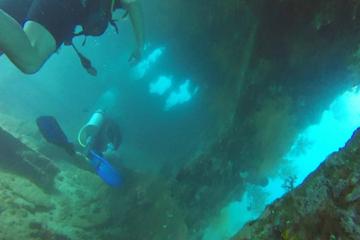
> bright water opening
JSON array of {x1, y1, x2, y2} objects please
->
[{"x1": 203, "y1": 86, "x2": 360, "y2": 240}]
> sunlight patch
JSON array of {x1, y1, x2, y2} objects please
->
[
  {"x1": 132, "y1": 47, "x2": 165, "y2": 79},
  {"x1": 165, "y1": 80, "x2": 198, "y2": 110},
  {"x1": 149, "y1": 76, "x2": 173, "y2": 96}
]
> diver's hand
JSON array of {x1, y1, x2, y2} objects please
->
[{"x1": 128, "y1": 47, "x2": 142, "y2": 65}]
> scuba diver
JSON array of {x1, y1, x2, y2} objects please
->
[
  {"x1": 37, "y1": 109, "x2": 124, "y2": 187},
  {"x1": 78, "y1": 109, "x2": 123, "y2": 165},
  {"x1": 0, "y1": 0, "x2": 145, "y2": 75}
]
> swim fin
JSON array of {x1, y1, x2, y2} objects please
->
[
  {"x1": 37, "y1": 116, "x2": 122, "y2": 187},
  {"x1": 88, "y1": 150, "x2": 122, "y2": 187},
  {"x1": 36, "y1": 116, "x2": 76, "y2": 156}
]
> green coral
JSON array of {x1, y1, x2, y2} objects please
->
[{"x1": 281, "y1": 229, "x2": 299, "y2": 240}]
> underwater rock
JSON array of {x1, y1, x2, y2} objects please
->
[
  {"x1": 232, "y1": 127, "x2": 360, "y2": 239},
  {"x1": 0, "y1": 171, "x2": 55, "y2": 240},
  {"x1": 164, "y1": 0, "x2": 360, "y2": 237},
  {"x1": 0, "y1": 112, "x2": 119, "y2": 239},
  {"x1": 53, "y1": 166, "x2": 112, "y2": 230},
  {"x1": 105, "y1": 172, "x2": 189, "y2": 240},
  {"x1": 0, "y1": 120, "x2": 59, "y2": 191},
  {"x1": 0, "y1": 161, "x2": 116, "y2": 239},
  {"x1": 0, "y1": 112, "x2": 189, "y2": 239}
]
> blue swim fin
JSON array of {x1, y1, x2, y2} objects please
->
[
  {"x1": 88, "y1": 150, "x2": 122, "y2": 187},
  {"x1": 36, "y1": 116, "x2": 76, "y2": 156},
  {"x1": 37, "y1": 116, "x2": 122, "y2": 187}
]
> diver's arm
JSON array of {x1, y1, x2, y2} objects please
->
[{"x1": 122, "y1": 0, "x2": 145, "y2": 63}]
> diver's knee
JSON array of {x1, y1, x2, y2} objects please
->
[
  {"x1": 20, "y1": 66, "x2": 40, "y2": 75},
  {"x1": 18, "y1": 49, "x2": 48, "y2": 74},
  {"x1": 18, "y1": 61, "x2": 42, "y2": 75}
]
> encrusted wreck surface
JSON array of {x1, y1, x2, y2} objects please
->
[
  {"x1": 0, "y1": 114, "x2": 59, "y2": 190},
  {"x1": 0, "y1": 114, "x2": 112, "y2": 239},
  {"x1": 167, "y1": 0, "x2": 360, "y2": 235},
  {"x1": 233, "y1": 127, "x2": 360, "y2": 239},
  {"x1": 0, "y1": 113, "x2": 188, "y2": 240}
]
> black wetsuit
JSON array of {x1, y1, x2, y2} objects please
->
[
  {"x1": 92, "y1": 118, "x2": 122, "y2": 154},
  {"x1": 0, "y1": 0, "x2": 84, "y2": 48},
  {"x1": 0, "y1": 0, "x2": 122, "y2": 48}
]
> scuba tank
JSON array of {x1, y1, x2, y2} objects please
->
[
  {"x1": 78, "y1": 108, "x2": 122, "y2": 152},
  {"x1": 78, "y1": 109, "x2": 105, "y2": 147}
]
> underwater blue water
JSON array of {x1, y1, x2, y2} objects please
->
[
  {"x1": 2, "y1": 2, "x2": 360, "y2": 239},
  {"x1": 0, "y1": 3, "x2": 216, "y2": 175}
]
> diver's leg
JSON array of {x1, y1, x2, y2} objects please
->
[
  {"x1": 23, "y1": 20, "x2": 57, "y2": 71},
  {"x1": 0, "y1": 9, "x2": 55, "y2": 74}
]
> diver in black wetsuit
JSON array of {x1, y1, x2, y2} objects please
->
[
  {"x1": 36, "y1": 109, "x2": 123, "y2": 186},
  {"x1": 0, "y1": 0, "x2": 145, "y2": 74}
]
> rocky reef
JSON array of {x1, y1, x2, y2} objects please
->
[
  {"x1": 0, "y1": 114, "x2": 188, "y2": 240},
  {"x1": 232, "y1": 127, "x2": 360, "y2": 239},
  {"x1": 0, "y1": 114, "x2": 113, "y2": 239},
  {"x1": 1, "y1": 114, "x2": 359, "y2": 240},
  {"x1": 165, "y1": 0, "x2": 360, "y2": 236},
  {"x1": 0, "y1": 114, "x2": 58, "y2": 191}
]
